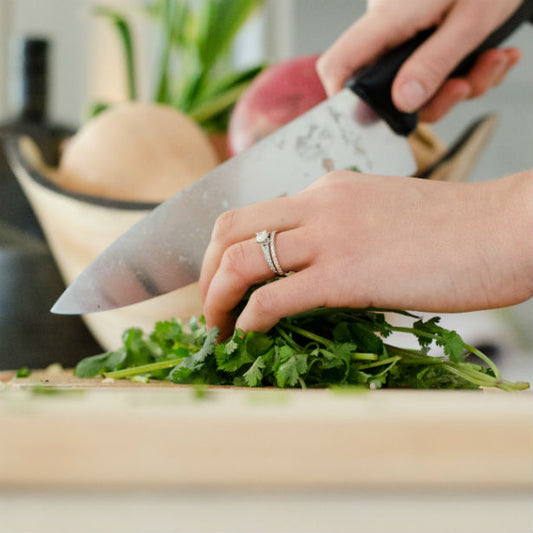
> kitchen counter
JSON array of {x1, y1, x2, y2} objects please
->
[{"x1": 0, "y1": 369, "x2": 531, "y2": 532}]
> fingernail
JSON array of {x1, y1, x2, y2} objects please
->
[{"x1": 397, "y1": 79, "x2": 426, "y2": 112}]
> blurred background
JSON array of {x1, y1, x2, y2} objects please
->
[{"x1": 0, "y1": 0, "x2": 531, "y2": 379}]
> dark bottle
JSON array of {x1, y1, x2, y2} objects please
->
[{"x1": 0, "y1": 37, "x2": 74, "y2": 238}]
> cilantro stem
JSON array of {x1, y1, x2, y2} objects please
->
[
  {"x1": 445, "y1": 363, "x2": 497, "y2": 387},
  {"x1": 274, "y1": 325, "x2": 301, "y2": 351},
  {"x1": 463, "y1": 343, "x2": 501, "y2": 381},
  {"x1": 283, "y1": 323, "x2": 332, "y2": 348},
  {"x1": 385, "y1": 344, "x2": 443, "y2": 363},
  {"x1": 389, "y1": 326, "x2": 502, "y2": 380},
  {"x1": 498, "y1": 380, "x2": 530, "y2": 391},
  {"x1": 358, "y1": 356, "x2": 401, "y2": 371},
  {"x1": 174, "y1": 341, "x2": 200, "y2": 352},
  {"x1": 447, "y1": 362, "x2": 528, "y2": 391},
  {"x1": 389, "y1": 325, "x2": 438, "y2": 341},
  {"x1": 351, "y1": 352, "x2": 379, "y2": 361},
  {"x1": 104, "y1": 358, "x2": 185, "y2": 379}
]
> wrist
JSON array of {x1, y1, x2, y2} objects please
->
[{"x1": 484, "y1": 170, "x2": 533, "y2": 306}]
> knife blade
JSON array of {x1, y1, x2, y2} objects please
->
[{"x1": 52, "y1": 1, "x2": 532, "y2": 314}]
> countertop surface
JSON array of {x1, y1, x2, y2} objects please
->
[
  {"x1": 1, "y1": 369, "x2": 531, "y2": 489},
  {"x1": 1, "y1": 368, "x2": 531, "y2": 533}
]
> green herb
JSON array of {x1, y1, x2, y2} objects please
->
[
  {"x1": 92, "y1": 0, "x2": 265, "y2": 131},
  {"x1": 74, "y1": 307, "x2": 529, "y2": 392},
  {"x1": 16, "y1": 367, "x2": 32, "y2": 378},
  {"x1": 29, "y1": 386, "x2": 85, "y2": 397},
  {"x1": 94, "y1": 7, "x2": 137, "y2": 100}
]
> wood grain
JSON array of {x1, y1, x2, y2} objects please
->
[{"x1": 1, "y1": 369, "x2": 531, "y2": 490}]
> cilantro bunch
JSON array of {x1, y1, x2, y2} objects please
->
[{"x1": 75, "y1": 308, "x2": 529, "y2": 391}]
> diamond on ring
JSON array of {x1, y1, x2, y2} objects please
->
[{"x1": 255, "y1": 230, "x2": 269, "y2": 245}]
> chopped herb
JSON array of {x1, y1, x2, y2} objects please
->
[
  {"x1": 29, "y1": 385, "x2": 85, "y2": 396},
  {"x1": 74, "y1": 306, "x2": 529, "y2": 392},
  {"x1": 16, "y1": 367, "x2": 32, "y2": 378}
]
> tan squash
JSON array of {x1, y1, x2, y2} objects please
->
[{"x1": 56, "y1": 102, "x2": 219, "y2": 202}]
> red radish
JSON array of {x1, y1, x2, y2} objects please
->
[{"x1": 228, "y1": 54, "x2": 327, "y2": 155}]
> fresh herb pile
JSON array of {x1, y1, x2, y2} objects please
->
[{"x1": 75, "y1": 307, "x2": 529, "y2": 391}]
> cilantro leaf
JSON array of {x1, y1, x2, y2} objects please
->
[
  {"x1": 439, "y1": 330, "x2": 466, "y2": 363},
  {"x1": 215, "y1": 330, "x2": 254, "y2": 372},
  {"x1": 74, "y1": 348, "x2": 127, "y2": 378},
  {"x1": 275, "y1": 350, "x2": 307, "y2": 388},
  {"x1": 243, "y1": 355, "x2": 266, "y2": 387}
]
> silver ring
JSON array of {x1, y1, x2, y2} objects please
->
[
  {"x1": 255, "y1": 230, "x2": 287, "y2": 277},
  {"x1": 268, "y1": 230, "x2": 287, "y2": 276}
]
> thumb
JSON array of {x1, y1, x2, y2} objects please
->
[
  {"x1": 392, "y1": 5, "x2": 497, "y2": 113},
  {"x1": 317, "y1": 9, "x2": 421, "y2": 97}
]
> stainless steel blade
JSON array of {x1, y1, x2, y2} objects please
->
[{"x1": 52, "y1": 89, "x2": 416, "y2": 314}]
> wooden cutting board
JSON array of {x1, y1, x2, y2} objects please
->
[{"x1": 0, "y1": 369, "x2": 531, "y2": 490}]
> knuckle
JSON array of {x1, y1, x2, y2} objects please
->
[
  {"x1": 247, "y1": 286, "x2": 276, "y2": 317},
  {"x1": 462, "y1": 0, "x2": 498, "y2": 31},
  {"x1": 316, "y1": 170, "x2": 342, "y2": 187},
  {"x1": 453, "y1": 16, "x2": 479, "y2": 43},
  {"x1": 416, "y1": 54, "x2": 452, "y2": 91},
  {"x1": 220, "y1": 242, "x2": 248, "y2": 280},
  {"x1": 212, "y1": 209, "x2": 237, "y2": 243}
]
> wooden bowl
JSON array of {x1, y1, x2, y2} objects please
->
[{"x1": 4, "y1": 135, "x2": 204, "y2": 352}]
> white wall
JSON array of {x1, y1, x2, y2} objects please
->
[
  {"x1": 0, "y1": 0, "x2": 273, "y2": 125},
  {"x1": 0, "y1": 0, "x2": 91, "y2": 125}
]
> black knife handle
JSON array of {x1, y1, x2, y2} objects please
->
[{"x1": 345, "y1": 0, "x2": 533, "y2": 136}]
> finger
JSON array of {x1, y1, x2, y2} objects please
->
[
  {"x1": 419, "y1": 48, "x2": 520, "y2": 122},
  {"x1": 316, "y1": 7, "x2": 424, "y2": 96},
  {"x1": 392, "y1": 3, "x2": 508, "y2": 112},
  {"x1": 492, "y1": 48, "x2": 521, "y2": 86},
  {"x1": 203, "y1": 228, "x2": 313, "y2": 338},
  {"x1": 418, "y1": 79, "x2": 471, "y2": 123},
  {"x1": 462, "y1": 48, "x2": 509, "y2": 98},
  {"x1": 199, "y1": 196, "x2": 299, "y2": 302},
  {"x1": 235, "y1": 267, "x2": 327, "y2": 333}
]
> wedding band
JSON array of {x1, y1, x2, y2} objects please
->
[
  {"x1": 255, "y1": 230, "x2": 287, "y2": 277},
  {"x1": 268, "y1": 231, "x2": 287, "y2": 276}
]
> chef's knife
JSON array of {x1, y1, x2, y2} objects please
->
[{"x1": 52, "y1": 1, "x2": 533, "y2": 314}]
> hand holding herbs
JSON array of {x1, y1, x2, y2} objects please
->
[
  {"x1": 75, "y1": 307, "x2": 529, "y2": 391},
  {"x1": 199, "y1": 171, "x2": 533, "y2": 338}
]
